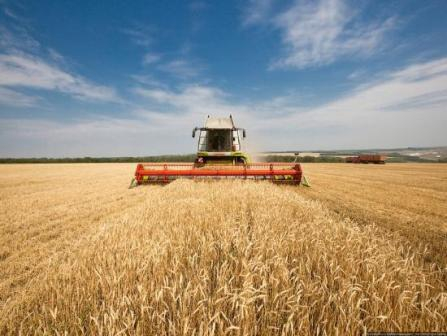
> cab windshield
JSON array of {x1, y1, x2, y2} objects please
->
[{"x1": 198, "y1": 129, "x2": 232, "y2": 152}]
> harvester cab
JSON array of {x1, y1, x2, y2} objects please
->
[
  {"x1": 192, "y1": 115, "x2": 249, "y2": 165},
  {"x1": 131, "y1": 115, "x2": 308, "y2": 187}
]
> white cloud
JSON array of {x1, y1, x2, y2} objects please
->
[
  {"x1": 347, "y1": 69, "x2": 366, "y2": 80},
  {"x1": 273, "y1": 0, "x2": 395, "y2": 69},
  {"x1": 272, "y1": 57, "x2": 447, "y2": 148},
  {"x1": 0, "y1": 24, "x2": 40, "y2": 51},
  {"x1": 0, "y1": 87, "x2": 41, "y2": 107},
  {"x1": 120, "y1": 25, "x2": 161, "y2": 67},
  {"x1": 0, "y1": 53, "x2": 120, "y2": 102},
  {"x1": 157, "y1": 59, "x2": 201, "y2": 78},
  {"x1": 130, "y1": 74, "x2": 167, "y2": 88},
  {"x1": 134, "y1": 85, "x2": 240, "y2": 115},
  {"x1": 243, "y1": 0, "x2": 396, "y2": 69},
  {"x1": 47, "y1": 48, "x2": 65, "y2": 63},
  {"x1": 326, "y1": 58, "x2": 447, "y2": 114},
  {"x1": 135, "y1": 85, "x2": 221, "y2": 104},
  {"x1": 142, "y1": 52, "x2": 161, "y2": 65},
  {"x1": 243, "y1": 0, "x2": 274, "y2": 26},
  {"x1": 391, "y1": 58, "x2": 447, "y2": 82},
  {"x1": 121, "y1": 25, "x2": 154, "y2": 47},
  {"x1": 3, "y1": 7, "x2": 20, "y2": 20},
  {"x1": 0, "y1": 25, "x2": 121, "y2": 104}
]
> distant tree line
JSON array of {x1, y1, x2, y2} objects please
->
[
  {"x1": 0, "y1": 154, "x2": 196, "y2": 164},
  {"x1": 0, "y1": 154, "x2": 444, "y2": 164},
  {"x1": 0, "y1": 155, "x2": 344, "y2": 164},
  {"x1": 385, "y1": 155, "x2": 442, "y2": 163},
  {"x1": 261, "y1": 155, "x2": 345, "y2": 163}
]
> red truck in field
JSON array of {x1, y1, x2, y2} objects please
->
[{"x1": 346, "y1": 155, "x2": 386, "y2": 164}]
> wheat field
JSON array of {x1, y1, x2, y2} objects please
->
[{"x1": 0, "y1": 163, "x2": 446, "y2": 335}]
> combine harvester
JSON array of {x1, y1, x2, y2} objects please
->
[{"x1": 130, "y1": 116, "x2": 309, "y2": 187}]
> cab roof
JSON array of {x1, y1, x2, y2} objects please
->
[{"x1": 204, "y1": 116, "x2": 235, "y2": 129}]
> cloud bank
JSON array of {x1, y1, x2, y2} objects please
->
[{"x1": 1, "y1": 57, "x2": 446, "y2": 156}]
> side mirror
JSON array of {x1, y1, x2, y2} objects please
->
[
  {"x1": 242, "y1": 129, "x2": 246, "y2": 138},
  {"x1": 192, "y1": 128, "x2": 197, "y2": 138}
]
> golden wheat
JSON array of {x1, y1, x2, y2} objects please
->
[
  {"x1": 0, "y1": 163, "x2": 446, "y2": 335},
  {"x1": 299, "y1": 163, "x2": 447, "y2": 267}
]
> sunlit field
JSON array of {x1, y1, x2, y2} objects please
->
[{"x1": 0, "y1": 163, "x2": 446, "y2": 335}]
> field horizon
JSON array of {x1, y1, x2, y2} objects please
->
[{"x1": 1, "y1": 145, "x2": 446, "y2": 163}]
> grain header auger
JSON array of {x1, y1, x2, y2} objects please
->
[{"x1": 129, "y1": 115, "x2": 310, "y2": 188}]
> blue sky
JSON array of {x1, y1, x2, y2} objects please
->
[{"x1": 0, "y1": 0, "x2": 446, "y2": 157}]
